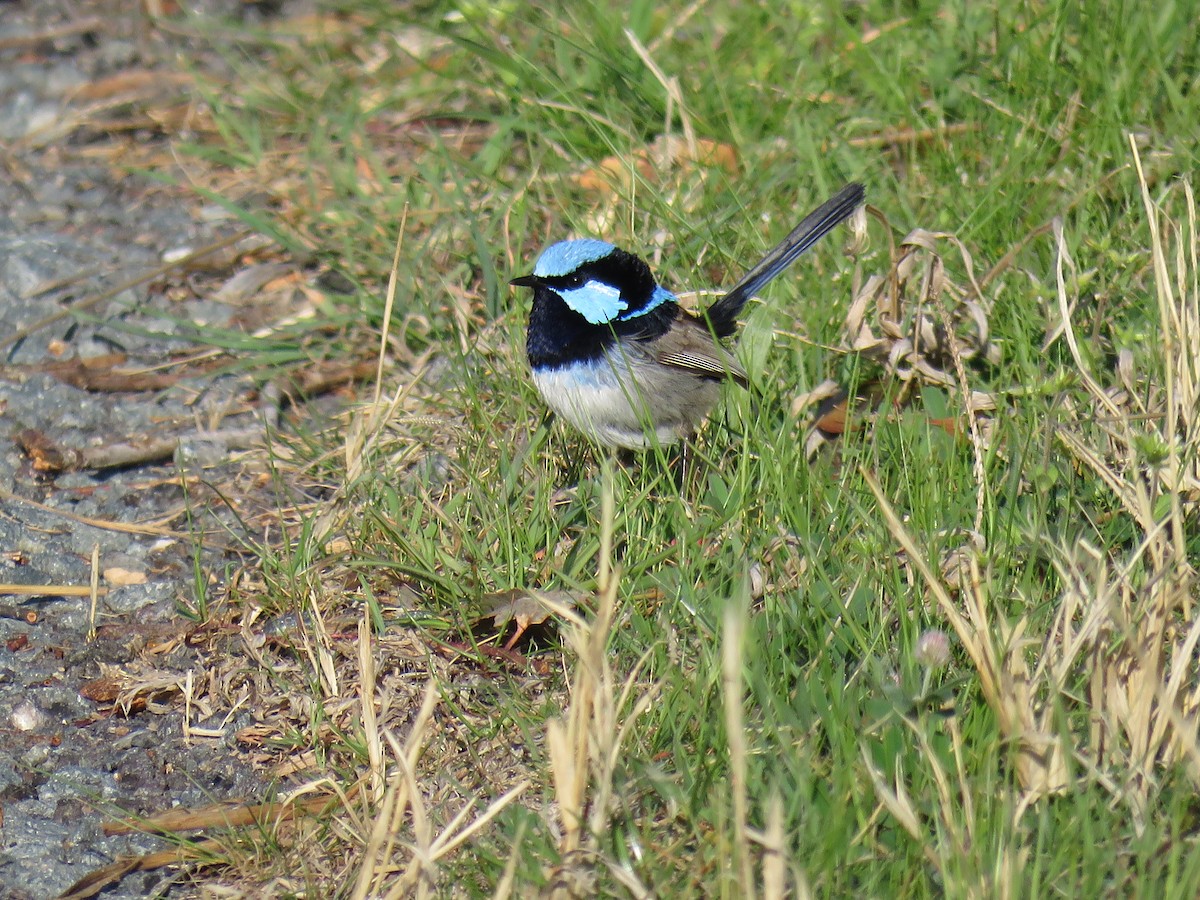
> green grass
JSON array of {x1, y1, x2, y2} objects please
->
[{"x1": 155, "y1": 0, "x2": 1200, "y2": 895}]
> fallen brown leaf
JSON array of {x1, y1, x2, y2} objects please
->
[
  {"x1": 574, "y1": 136, "x2": 737, "y2": 196},
  {"x1": 37, "y1": 353, "x2": 195, "y2": 392},
  {"x1": 473, "y1": 587, "x2": 578, "y2": 651},
  {"x1": 102, "y1": 567, "x2": 148, "y2": 587},
  {"x1": 79, "y1": 677, "x2": 122, "y2": 705},
  {"x1": 68, "y1": 70, "x2": 192, "y2": 102}
]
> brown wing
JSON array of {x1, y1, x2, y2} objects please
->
[{"x1": 651, "y1": 314, "x2": 748, "y2": 386}]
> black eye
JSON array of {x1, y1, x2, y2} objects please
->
[{"x1": 563, "y1": 272, "x2": 585, "y2": 289}]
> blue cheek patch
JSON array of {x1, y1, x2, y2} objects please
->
[
  {"x1": 558, "y1": 279, "x2": 628, "y2": 324},
  {"x1": 534, "y1": 239, "x2": 616, "y2": 277},
  {"x1": 619, "y1": 284, "x2": 675, "y2": 320}
]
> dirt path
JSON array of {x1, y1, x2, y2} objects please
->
[{"x1": 0, "y1": 3, "x2": 310, "y2": 895}]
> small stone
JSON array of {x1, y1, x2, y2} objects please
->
[{"x1": 11, "y1": 698, "x2": 46, "y2": 732}]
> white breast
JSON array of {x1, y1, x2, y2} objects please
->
[{"x1": 532, "y1": 353, "x2": 720, "y2": 449}]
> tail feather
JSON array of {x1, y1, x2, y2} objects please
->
[{"x1": 704, "y1": 182, "x2": 865, "y2": 338}]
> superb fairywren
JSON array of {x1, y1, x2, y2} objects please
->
[{"x1": 511, "y1": 182, "x2": 865, "y2": 449}]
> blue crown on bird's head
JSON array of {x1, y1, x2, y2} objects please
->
[
  {"x1": 519, "y1": 238, "x2": 677, "y2": 326},
  {"x1": 533, "y1": 239, "x2": 616, "y2": 278}
]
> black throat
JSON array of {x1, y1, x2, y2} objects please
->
[{"x1": 526, "y1": 287, "x2": 677, "y2": 370}]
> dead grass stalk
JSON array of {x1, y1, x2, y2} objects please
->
[{"x1": 865, "y1": 146, "x2": 1199, "y2": 845}]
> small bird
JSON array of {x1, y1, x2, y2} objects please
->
[{"x1": 511, "y1": 182, "x2": 865, "y2": 450}]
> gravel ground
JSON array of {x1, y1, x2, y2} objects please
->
[{"x1": 0, "y1": 3, "x2": 307, "y2": 896}]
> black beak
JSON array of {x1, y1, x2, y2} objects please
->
[{"x1": 510, "y1": 274, "x2": 540, "y2": 288}]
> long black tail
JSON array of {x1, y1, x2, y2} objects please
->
[{"x1": 705, "y1": 182, "x2": 865, "y2": 338}]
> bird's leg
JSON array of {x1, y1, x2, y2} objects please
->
[{"x1": 673, "y1": 436, "x2": 707, "y2": 500}]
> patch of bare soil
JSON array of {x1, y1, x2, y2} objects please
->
[{"x1": 0, "y1": 2, "x2": 338, "y2": 895}]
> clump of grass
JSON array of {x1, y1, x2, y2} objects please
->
[{"x1": 864, "y1": 151, "x2": 1200, "y2": 889}]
